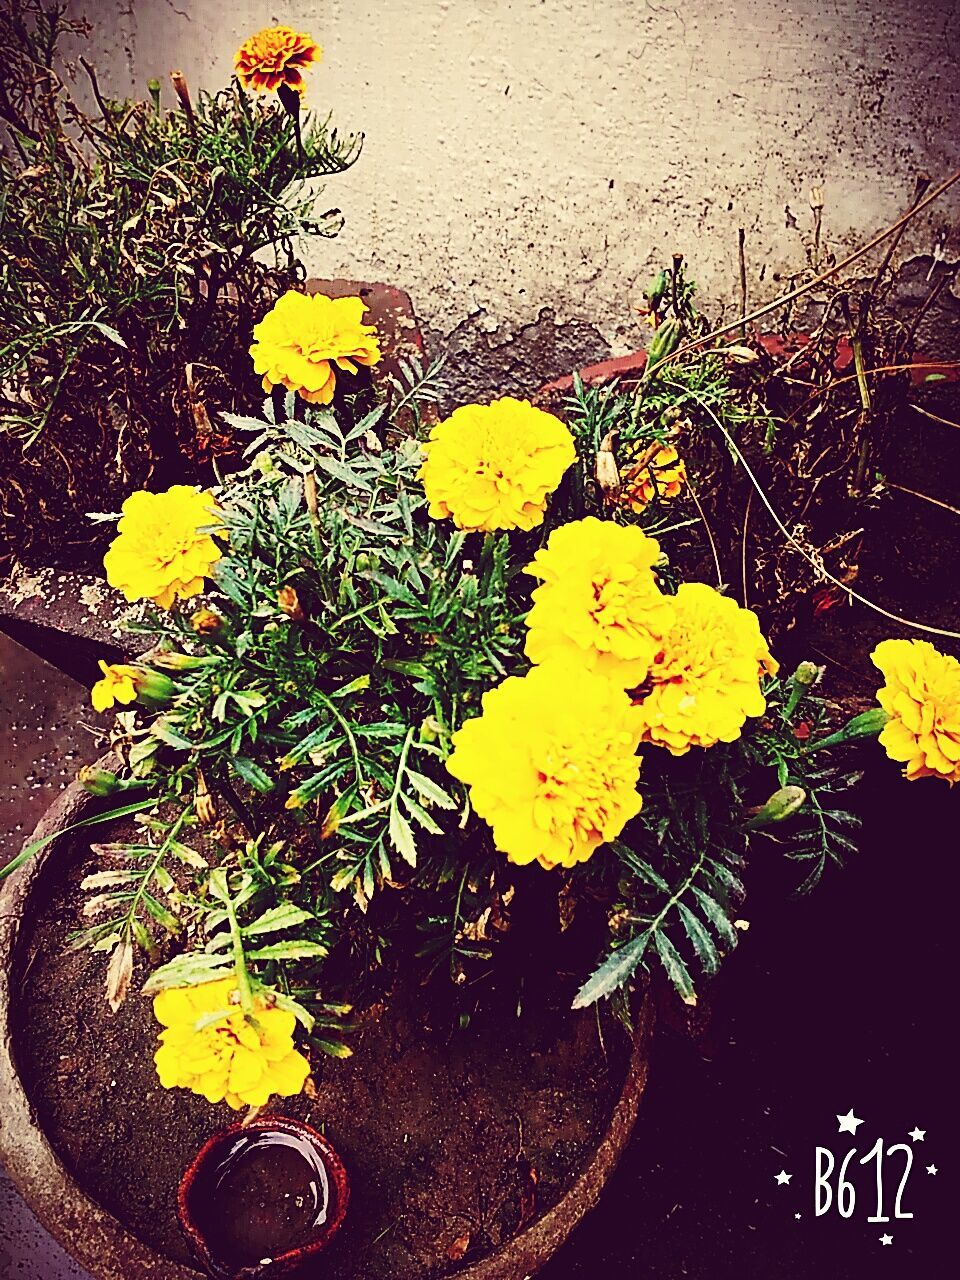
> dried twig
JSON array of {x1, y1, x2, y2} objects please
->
[
  {"x1": 645, "y1": 167, "x2": 960, "y2": 378},
  {"x1": 884, "y1": 480, "x2": 960, "y2": 520}
]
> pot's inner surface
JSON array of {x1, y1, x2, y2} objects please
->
[{"x1": 11, "y1": 821, "x2": 631, "y2": 1279}]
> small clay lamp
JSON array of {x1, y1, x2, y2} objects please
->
[{"x1": 178, "y1": 1116, "x2": 349, "y2": 1279}]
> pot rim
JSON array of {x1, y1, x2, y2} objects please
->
[{"x1": 0, "y1": 756, "x2": 654, "y2": 1280}]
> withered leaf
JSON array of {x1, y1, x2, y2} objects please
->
[
  {"x1": 446, "y1": 1233, "x2": 471, "y2": 1262},
  {"x1": 105, "y1": 935, "x2": 134, "y2": 1013}
]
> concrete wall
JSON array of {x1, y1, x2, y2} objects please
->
[{"x1": 68, "y1": 0, "x2": 960, "y2": 368}]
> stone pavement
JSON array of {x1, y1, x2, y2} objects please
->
[{"x1": 0, "y1": 630, "x2": 96, "y2": 1280}]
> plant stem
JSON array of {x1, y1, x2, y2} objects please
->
[{"x1": 222, "y1": 884, "x2": 255, "y2": 1013}]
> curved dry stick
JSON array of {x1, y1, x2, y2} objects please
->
[{"x1": 691, "y1": 392, "x2": 960, "y2": 641}]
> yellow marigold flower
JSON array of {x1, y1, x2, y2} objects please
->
[
  {"x1": 446, "y1": 664, "x2": 645, "y2": 870},
  {"x1": 524, "y1": 516, "x2": 671, "y2": 687},
  {"x1": 419, "y1": 397, "x2": 576, "y2": 532},
  {"x1": 619, "y1": 444, "x2": 687, "y2": 513},
  {"x1": 103, "y1": 486, "x2": 222, "y2": 610},
  {"x1": 250, "y1": 291, "x2": 381, "y2": 406},
  {"x1": 91, "y1": 661, "x2": 139, "y2": 713},
  {"x1": 633, "y1": 582, "x2": 778, "y2": 754},
  {"x1": 872, "y1": 638, "x2": 960, "y2": 783},
  {"x1": 234, "y1": 26, "x2": 321, "y2": 95},
  {"x1": 153, "y1": 978, "x2": 310, "y2": 1111}
]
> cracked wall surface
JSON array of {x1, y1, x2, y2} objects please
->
[{"x1": 67, "y1": 0, "x2": 960, "y2": 378}]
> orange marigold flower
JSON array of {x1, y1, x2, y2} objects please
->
[
  {"x1": 445, "y1": 664, "x2": 645, "y2": 870},
  {"x1": 419, "y1": 398, "x2": 575, "y2": 533},
  {"x1": 619, "y1": 444, "x2": 687, "y2": 513},
  {"x1": 250, "y1": 291, "x2": 381, "y2": 405},
  {"x1": 633, "y1": 583, "x2": 778, "y2": 755},
  {"x1": 90, "y1": 661, "x2": 139, "y2": 713},
  {"x1": 153, "y1": 978, "x2": 310, "y2": 1110},
  {"x1": 234, "y1": 26, "x2": 321, "y2": 95},
  {"x1": 524, "y1": 516, "x2": 671, "y2": 688},
  {"x1": 872, "y1": 638, "x2": 960, "y2": 783},
  {"x1": 103, "y1": 486, "x2": 222, "y2": 610}
]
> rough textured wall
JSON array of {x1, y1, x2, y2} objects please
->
[{"x1": 68, "y1": 0, "x2": 960, "y2": 371}]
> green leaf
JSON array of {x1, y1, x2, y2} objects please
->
[
  {"x1": 150, "y1": 719, "x2": 195, "y2": 750},
  {"x1": 614, "y1": 842, "x2": 671, "y2": 893},
  {"x1": 169, "y1": 841, "x2": 208, "y2": 870},
  {"x1": 312, "y1": 1037, "x2": 353, "y2": 1059},
  {"x1": 242, "y1": 903, "x2": 314, "y2": 937},
  {"x1": 571, "y1": 930, "x2": 651, "y2": 1008},
  {"x1": 92, "y1": 321, "x2": 127, "y2": 348},
  {"x1": 1, "y1": 797, "x2": 155, "y2": 883},
  {"x1": 313, "y1": 455, "x2": 373, "y2": 491},
  {"x1": 246, "y1": 940, "x2": 329, "y2": 962},
  {"x1": 654, "y1": 930, "x2": 697, "y2": 1005},
  {"x1": 405, "y1": 769, "x2": 457, "y2": 810},
  {"x1": 141, "y1": 893, "x2": 181, "y2": 936},
  {"x1": 389, "y1": 805, "x2": 417, "y2": 867},
  {"x1": 142, "y1": 952, "x2": 234, "y2": 995},
  {"x1": 400, "y1": 792, "x2": 443, "y2": 835},
  {"x1": 704, "y1": 857, "x2": 745, "y2": 903},
  {"x1": 677, "y1": 902, "x2": 720, "y2": 975},
  {"x1": 231, "y1": 756, "x2": 276, "y2": 793},
  {"x1": 690, "y1": 885, "x2": 739, "y2": 950},
  {"x1": 271, "y1": 988, "x2": 316, "y2": 1031}
]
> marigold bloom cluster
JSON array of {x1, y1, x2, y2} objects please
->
[
  {"x1": 153, "y1": 978, "x2": 310, "y2": 1110},
  {"x1": 103, "y1": 486, "x2": 221, "y2": 609},
  {"x1": 524, "y1": 517, "x2": 671, "y2": 687},
  {"x1": 521, "y1": 519, "x2": 776, "y2": 757},
  {"x1": 445, "y1": 665, "x2": 645, "y2": 869},
  {"x1": 872, "y1": 638, "x2": 960, "y2": 783},
  {"x1": 419, "y1": 398, "x2": 575, "y2": 532},
  {"x1": 234, "y1": 26, "x2": 321, "y2": 94},
  {"x1": 619, "y1": 443, "x2": 686, "y2": 513},
  {"x1": 250, "y1": 291, "x2": 381, "y2": 406},
  {"x1": 633, "y1": 583, "x2": 778, "y2": 754}
]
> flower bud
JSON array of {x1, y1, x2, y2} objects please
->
[
  {"x1": 792, "y1": 660, "x2": 821, "y2": 688},
  {"x1": 252, "y1": 449, "x2": 279, "y2": 478},
  {"x1": 419, "y1": 716, "x2": 441, "y2": 744},
  {"x1": 278, "y1": 585, "x2": 305, "y2": 622},
  {"x1": 647, "y1": 317, "x2": 681, "y2": 366},
  {"x1": 78, "y1": 766, "x2": 138, "y2": 796},
  {"x1": 151, "y1": 650, "x2": 211, "y2": 671},
  {"x1": 806, "y1": 707, "x2": 890, "y2": 753},
  {"x1": 646, "y1": 269, "x2": 668, "y2": 310},
  {"x1": 190, "y1": 608, "x2": 223, "y2": 636},
  {"x1": 132, "y1": 669, "x2": 176, "y2": 707},
  {"x1": 745, "y1": 785, "x2": 807, "y2": 829},
  {"x1": 784, "y1": 660, "x2": 823, "y2": 717}
]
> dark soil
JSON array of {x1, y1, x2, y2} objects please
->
[{"x1": 13, "y1": 827, "x2": 630, "y2": 1280}]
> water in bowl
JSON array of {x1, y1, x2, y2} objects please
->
[{"x1": 189, "y1": 1127, "x2": 332, "y2": 1276}]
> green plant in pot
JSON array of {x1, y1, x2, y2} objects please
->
[
  {"x1": 62, "y1": 257, "x2": 960, "y2": 1135},
  {"x1": 0, "y1": 2, "x2": 359, "y2": 572}
]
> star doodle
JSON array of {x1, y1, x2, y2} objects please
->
[
  {"x1": 908, "y1": 1127, "x2": 926, "y2": 1142},
  {"x1": 837, "y1": 1109, "x2": 864, "y2": 1135},
  {"x1": 775, "y1": 1171, "x2": 792, "y2": 1186},
  {"x1": 880, "y1": 1234, "x2": 893, "y2": 1246},
  {"x1": 794, "y1": 1213, "x2": 802, "y2": 1220},
  {"x1": 926, "y1": 1164, "x2": 938, "y2": 1175}
]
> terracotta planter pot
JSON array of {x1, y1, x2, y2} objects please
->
[{"x1": 0, "y1": 763, "x2": 654, "y2": 1280}]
